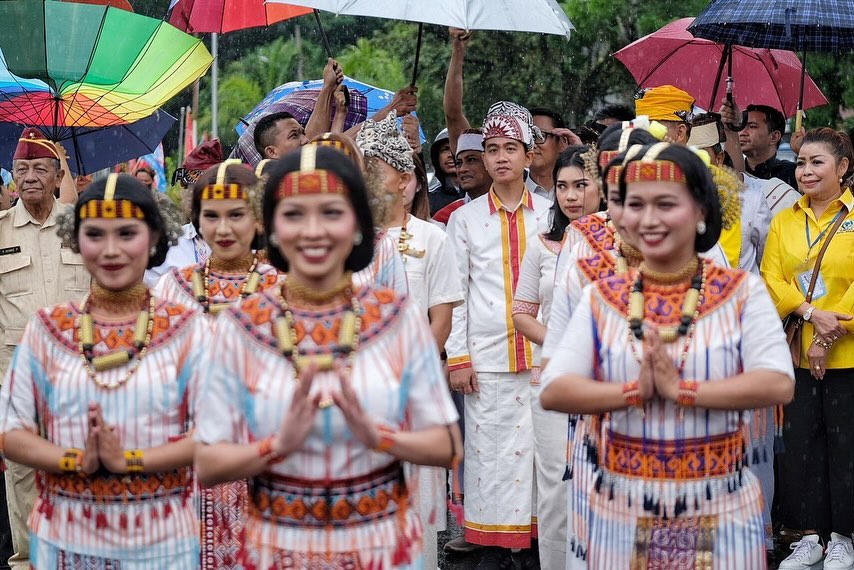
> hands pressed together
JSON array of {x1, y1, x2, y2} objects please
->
[
  {"x1": 635, "y1": 327, "x2": 683, "y2": 404},
  {"x1": 80, "y1": 402, "x2": 128, "y2": 475}
]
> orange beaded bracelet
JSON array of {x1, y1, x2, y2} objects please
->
[
  {"x1": 622, "y1": 380, "x2": 644, "y2": 408},
  {"x1": 677, "y1": 379, "x2": 699, "y2": 407}
]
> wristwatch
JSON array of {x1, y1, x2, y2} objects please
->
[{"x1": 804, "y1": 306, "x2": 816, "y2": 321}]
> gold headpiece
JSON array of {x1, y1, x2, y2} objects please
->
[
  {"x1": 709, "y1": 165, "x2": 742, "y2": 230},
  {"x1": 79, "y1": 174, "x2": 145, "y2": 220}
]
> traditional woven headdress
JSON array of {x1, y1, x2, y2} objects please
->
[
  {"x1": 622, "y1": 142, "x2": 688, "y2": 184},
  {"x1": 482, "y1": 101, "x2": 542, "y2": 147},
  {"x1": 79, "y1": 174, "x2": 145, "y2": 220},
  {"x1": 277, "y1": 145, "x2": 348, "y2": 199},
  {"x1": 201, "y1": 159, "x2": 249, "y2": 201},
  {"x1": 356, "y1": 110, "x2": 415, "y2": 172}
]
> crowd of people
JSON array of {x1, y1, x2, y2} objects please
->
[{"x1": 0, "y1": 28, "x2": 852, "y2": 570}]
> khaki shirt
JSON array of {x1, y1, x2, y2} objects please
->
[{"x1": 0, "y1": 199, "x2": 89, "y2": 374}]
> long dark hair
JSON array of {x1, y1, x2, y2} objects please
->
[
  {"x1": 544, "y1": 145, "x2": 606, "y2": 242},
  {"x1": 410, "y1": 153, "x2": 430, "y2": 221},
  {"x1": 263, "y1": 147, "x2": 375, "y2": 272}
]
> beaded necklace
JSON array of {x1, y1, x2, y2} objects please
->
[
  {"x1": 77, "y1": 290, "x2": 156, "y2": 389},
  {"x1": 191, "y1": 254, "x2": 260, "y2": 314},
  {"x1": 627, "y1": 257, "x2": 707, "y2": 371},
  {"x1": 274, "y1": 277, "x2": 362, "y2": 408}
]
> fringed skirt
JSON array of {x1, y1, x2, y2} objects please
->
[{"x1": 585, "y1": 431, "x2": 766, "y2": 570}]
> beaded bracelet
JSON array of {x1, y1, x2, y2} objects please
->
[
  {"x1": 59, "y1": 449, "x2": 84, "y2": 473},
  {"x1": 622, "y1": 380, "x2": 644, "y2": 408},
  {"x1": 813, "y1": 334, "x2": 834, "y2": 350},
  {"x1": 124, "y1": 449, "x2": 144, "y2": 474},
  {"x1": 374, "y1": 425, "x2": 397, "y2": 453},
  {"x1": 258, "y1": 436, "x2": 284, "y2": 465},
  {"x1": 677, "y1": 379, "x2": 699, "y2": 407}
]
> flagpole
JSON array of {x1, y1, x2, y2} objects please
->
[{"x1": 211, "y1": 32, "x2": 219, "y2": 139}]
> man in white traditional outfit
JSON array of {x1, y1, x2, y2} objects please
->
[{"x1": 446, "y1": 101, "x2": 551, "y2": 569}]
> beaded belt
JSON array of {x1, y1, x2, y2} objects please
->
[
  {"x1": 41, "y1": 468, "x2": 191, "y2": 503},
  {"x1": 248, "y1": 462, "x2": 407, "y2": 528},
  {"x1": 603, "y1": 431, "x2": 743, "y2": 481}
]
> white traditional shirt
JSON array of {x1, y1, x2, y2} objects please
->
[
  {"x1": 446, "y1": 187, "x2": 551, "y2": 373},
  {"x1": 386, "y1": 214, "x2": 463, "y2": 313},
  {"x1": 739, "y1": 174, "x2": 774, "y2": 273}
]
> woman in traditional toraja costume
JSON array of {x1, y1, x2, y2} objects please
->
[
  {"x1": 154, "y1": 160, "x2": 281, "y2": 569},
  {"x1": 194, "y1": 146, "x2": 461, "y2": 568},
  {"x1": 541, "y1": 143, "x2": 794, "y2": 569},
  {"x1": 0, "y1": 174, "x2": 204, "y2": 568}
]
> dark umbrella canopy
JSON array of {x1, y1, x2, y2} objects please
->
[
  {"x1": 0, "y1": 110, "x2": 176, "y2": 175},
  {"x1": 688, "y1": 0, "x2": 854, "y2": 52}
]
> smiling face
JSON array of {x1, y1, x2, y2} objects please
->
[
  {"x1": 555, "y1": 165, "x2": 601, "y2": 222},
  {"x1": 620, "y1": 180, "x2": 704, "y2": 271},
  {"x1": 78, "y1": 218, "x2": 155, "y2": 291},
  {"x1": 796, "y1": 141, "x2": 849, "y2": 201},
  {"x1": 12, "y1": 158, "x2": 63, "y2": 210},
  {"x1": 436, "y1": 141, "x2": 456, "y2": 175},
  {"x1": 273, "y1": 193, "x2": 358, "y2": 290},
  {"x1": 483, "y1": 137, "x2": 532, "y2": 185},
  {"x1": 198, "y1": 198, "x2": 258, "y2": 262}
]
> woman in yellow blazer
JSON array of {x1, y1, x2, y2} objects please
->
[{"x1": 761, "y1": 127, "x2": 854, "y2": 567}]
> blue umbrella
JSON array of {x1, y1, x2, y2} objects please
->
[
  {"x1": 0, "y1": 110, "x2": 176, "y2": 175},
  {"x1": 689, "y1": 0, "x2": 854, "y2": 53},
  {"x1": 232, "y1": 76, "x2": 425, "y2": 166},
  {"x1": 689, "y1": 0, "x2": 854, "y2": 130}
]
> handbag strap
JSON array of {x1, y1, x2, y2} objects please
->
[{"x1": 804, "y1": 206, "x2": 848, "y2": 302}]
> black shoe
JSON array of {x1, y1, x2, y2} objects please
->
[
  {"x1": 475, "y1": 547, "x2": 515, "y2": 570},
  {"x1": 444, "y1": 535, "x2": 483, "y2": 555}
]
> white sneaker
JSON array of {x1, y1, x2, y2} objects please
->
[
  {"x1": 778, "y1": 534, "x2": 824, "y2": 570},
  {"x1": 824, "y1": 533, "x2": 854, "y2": 570}
]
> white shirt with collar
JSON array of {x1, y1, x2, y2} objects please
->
[
  {"x1": 446, "y1": 187, "x2": 551, "y2": 373},
  {"x1": 144, "y1": 223, "x2": 210, "y2": 288}
]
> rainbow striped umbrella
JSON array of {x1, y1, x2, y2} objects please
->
[{"x1": 0, "y1": 0, "x2": 212, "y2": 136}]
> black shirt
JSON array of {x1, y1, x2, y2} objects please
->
[
  {"x1": 428, "y1": 179, "x2": 464, "y2": 216},
  {"x1": 745, "y1": 155, "x2": 798, "y2": 189}
]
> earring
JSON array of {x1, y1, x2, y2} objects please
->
[
  {"x1": 268, "y1": 232, "x2": 279, "y2": 249},
  {"x1": 353, "y1": 231, "x2": 363, "y2": 246},
  {"x1": 149, "y1": 246, "x2": 157, "y2": 256},
  {"x1": 696, "y1": 221, "x2": 707, "y2": 235}
]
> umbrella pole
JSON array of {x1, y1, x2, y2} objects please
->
[
  {"x1": 795, "y1": 48, "x2": 806, "y2": 133},
  {"x1": 211, "y1": 33, "x2": 219, "y2": 139},
  {"x1": 411, "y1": 22, "x2": 424, "y2": 86},
  {"x1": 709, "y1": 43, "x2": 729, "y2": 109},
  {"x1": 313, "y1": 10, "x2": 333, "y2": 59}
]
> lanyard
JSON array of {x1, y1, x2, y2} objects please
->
[{"x1": 805, "y1": 210, "x2": 844, "y2": 254}]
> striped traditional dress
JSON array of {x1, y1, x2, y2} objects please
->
[
  {"x1": 541, "y1": 262, "x2": 794, "y2": 569},
  {"x1": 0, "y1": 299, "x2": 207, "y2": 569},
  {"x1": 195, "y1": 285, "x2": 457, "y2": 568},
  {"x1": 155, "y1": 260, "x2": 281, "y2": 570}
]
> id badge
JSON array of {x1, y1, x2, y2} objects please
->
[{"x1": 798, "y1": 270, "x2": 828, "y2": 301}]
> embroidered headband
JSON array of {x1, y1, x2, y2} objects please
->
[
  {"x1": 277, "y1": 145, "x2": 348, "y2": 199},
  {"x1": 79, "y1": 174, "x2": 145, "y2": 220},
  {"x1": 201, "y1": 159, "x2": 248, "y2": 201}
]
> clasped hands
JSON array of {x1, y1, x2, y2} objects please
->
[
  {"x1": 635, "y1": 327, "x2": 682, "y2": 403},
  {"x1": 78, "y1": 402, "x2": 132, "y2": 475},
  {"x1": 270, "y1": 362, "x2": 384, "y2": 459}
]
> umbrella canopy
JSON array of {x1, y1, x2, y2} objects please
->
[
  {"x1": 0, "y1": 0, "x2": 211, "y2": 134},
  {"x1": 614, "y1": 18, "x2": 828, "y2": 117},
  {"x1": 270, "y1": 0, "x2": 574, "y2": 37},
  {"x1": 0, "y1": 110, "x2": 176, "y2": 175},
  {"x1": 232, "y1": 76, "x2": 426, "y2": 165},
  {"x1": 170, "y1": 0, "x2": 311, "y2": 34},
  {"x1": 688, "y1": 0, "x2": 854, "y2": 52}
]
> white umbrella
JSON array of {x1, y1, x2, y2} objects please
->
[{"x1": 268, "y1": 0, "x2": 574, "y2": 37}]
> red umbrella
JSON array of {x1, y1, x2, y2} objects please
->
[
  {"x1": 170, "y1": 0, "x2": 312, "y2": 34},
  {"x1": 613, "y1": 17, "x2": 828, "y2": 117}
]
